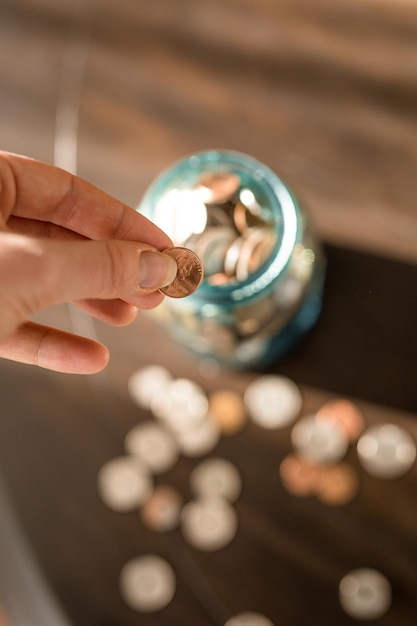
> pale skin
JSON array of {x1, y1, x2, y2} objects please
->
[{"x1": 0, "y1": 151, "x2": 178, "y2": 374}]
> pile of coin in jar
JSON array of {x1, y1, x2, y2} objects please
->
[
  {"x1": 159, "y1": 170, "x2": 278, "y2": 286},
  {"x1": 142, "y1": 151, "x2": 325, "y2": 367},
  {"x1": 96, "y1": 365, "x2": 416, "y2": 621}
]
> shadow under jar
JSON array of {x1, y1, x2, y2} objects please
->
[{"x1": 138, "y1": 150, "x2": 326, "y2": 368}]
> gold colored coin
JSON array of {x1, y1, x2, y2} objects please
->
[
  {"x1": 160, "y1": 247, "x2": 204, "y2": 298},
  {"x1": 279, "y1": 453, "x2": 322, "y2": 497},
  {"x1": 209, "y1": 389, "x2": 247, "y2": 435},
  {"x1": 316, "y1": 463, "x2": 359, "y2": 506}
]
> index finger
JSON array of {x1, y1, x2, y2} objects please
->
[{"x1": 0, "y1": 151, "x2": 172, "y2": 249}]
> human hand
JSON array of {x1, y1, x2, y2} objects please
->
[{"x1": 0, "y1": 151, "x2": 177, "y2": 374}]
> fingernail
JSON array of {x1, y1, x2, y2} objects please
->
[{"x1": 139, "y1": 250, "x2": 178, "y2": 289}]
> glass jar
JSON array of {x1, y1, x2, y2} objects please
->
[{"x1": 138, "y1": 150, "x2": 325, "y2": 368}]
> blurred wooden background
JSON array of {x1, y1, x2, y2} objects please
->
[{"x1": 0, "y1": 0, "x2": 417, "y2": 625}]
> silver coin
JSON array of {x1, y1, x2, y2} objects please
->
[
  {"x1": 244, "y1": 375, "x2": 302, "y2": 429},
  {"x1": 119, "y1": 554, "x2": 176, "y2": 613},
  {"x1": 151, "y1": 378, "x2": 209, "y2": 431},
  {"x1": 181, "y1": 497, "x2": 238, "y2": 551},
  {"x1": 339, "y1": 568, "x2": 392, "y2": 620},
  {"x1": 128, "y1": 365, "x2": 172, "y2": 409},
  {"x1": 193, "y1": 226, "x2": 236, "y2": 276},
  {"x1": 125, "y1": 421, "x2": 179, "y2": 474},
  {"x1": 190, "y1": 458, "x2": 242, "y2": 502},
  {"x1": 235, "y1": 228, "x2": 275, "y2": 282},
  {"x1": 175, "y1": 416, "x2": 220, "y2": 458},
  {"x1": 291, "y1": 415, "x2": 349, "y2": 464},
  {"x1": 224, "y1": 236, "x2": 245, "y2": 278},
  {"x1": 97, "y1": 456, "x2": 153, "y2": 512},
  {"x1": 357, "y1": 423, "x2": 416, "y2": 478},
  {"x1": 225, "y1": 612, "x2": 275, "y2": 626}
]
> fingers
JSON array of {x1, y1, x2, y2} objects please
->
[
  {"x1": 73, "y1": 298, "x2": 139, "y2": 326},
  {"x1": 74, "y1": 289, "x2": 165, "y2": 327},
  {"x1": 6, "y1": 215, "x2": 86, "y2": 241},
  {"x1": 0, "y1": 232, "x2": 177, "y2": 340},
  {"x1": 0, "y1": 151, "x2": 173, "y2": 249},
  {"x1": 0, "y1": 321, "x2": 110, "y2": 374}
]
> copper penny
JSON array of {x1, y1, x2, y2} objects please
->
[
  {"x1": 279, "y1": 453, "x2": 322, "y2": 497},
  {"x1": 140, "y1": 485, "x2": 183, "y2": 532},
  {"x1": 160, "y1": 247, "x2": 204, "y2": 298},
  {"x1": 316, "y1": 462, "x2": 359, "y2": 506},
  {"x1": 316, "y1": 399, "x2": 365, "y2": 443},
  {"x1": 209, "y1": 389, "x2": 247, "y2": 435},
  {"x1": 196, "y1": 171, "x2": 241, "y2": 204}
]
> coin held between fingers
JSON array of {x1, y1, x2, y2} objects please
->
[{"x1": 160, "y1": 247, "x2": 204, "y2": 298}]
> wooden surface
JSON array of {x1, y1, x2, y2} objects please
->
[{"x1": 1, "y1": 0, "x2": 417, "y2": 624}]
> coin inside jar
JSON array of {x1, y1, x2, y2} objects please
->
[{"x1": 160, "y1": 247, "x2": 204, "y2": 298}]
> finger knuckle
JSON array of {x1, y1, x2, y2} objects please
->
[{"x1": 102, "y1": 240, "x2": 131, "y2": 295}]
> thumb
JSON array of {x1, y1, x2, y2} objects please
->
[{"x1": 0, "y1": 233, "x2": 178, "y2": 338}]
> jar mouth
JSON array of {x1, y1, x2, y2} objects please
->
[{"x1": 139, "y1": 149, "x2": 300, "y2": 301}]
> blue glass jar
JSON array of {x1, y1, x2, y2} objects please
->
[{"x1": 138, "y1": 150, "x2": 325, "y2": 368}]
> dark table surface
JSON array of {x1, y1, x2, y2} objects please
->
[{"x1": 0, "y1": 1, "x2": 417, "y2": 625}]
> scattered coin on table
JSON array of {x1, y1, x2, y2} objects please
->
[
  {"x1": 357, "y1": 423, "x2": 416, "y2": 479},
  {"x1": 209, "y1": 389, "x2": 247, "y2": 435},
  {"x1": 97, "y1": 456, "x2": 153, "y2": 513},
  {"x1": 339, "y1": 568, "x2": 392, "y2": 620},
  {"x1": 224, "y1": 611, "x2": 275, "y2": 626},
  {"x1": 315, "y1": 462, "x2": 359, "y2": 506},
  {"x1": 181, "y1": 496, "x2": 238, "y2": 551},
  {"x1": 244, "y1": 375, "x2": 302, "y2": 429},
  {"x1": 125, "y1": 421, "x2": 179, "y2": 474},
  {"x1": 279, "y1": 453, "x2": 322, "y2": 498},
  {"x1": 316, "y1": 399, "x2": 365, "y2": 442},
  {"x1": 96, "y1": 364, "x2": 414, "y2": 618},
  {"x1": 119, "y1": 554, "x2": 176, "y2": 612},
  {"x1": 128, "y1": 364, "x2": 172, "y2": 409},
  {"x1": 140, "y1": 485, "x2": 183, "y2": 533},
  {"x1": 291, "y1": 414, "x2": 349, "y2": 465},
  {"x1": 190, "y1": 457, "x2": 242, "y2": 503}
]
